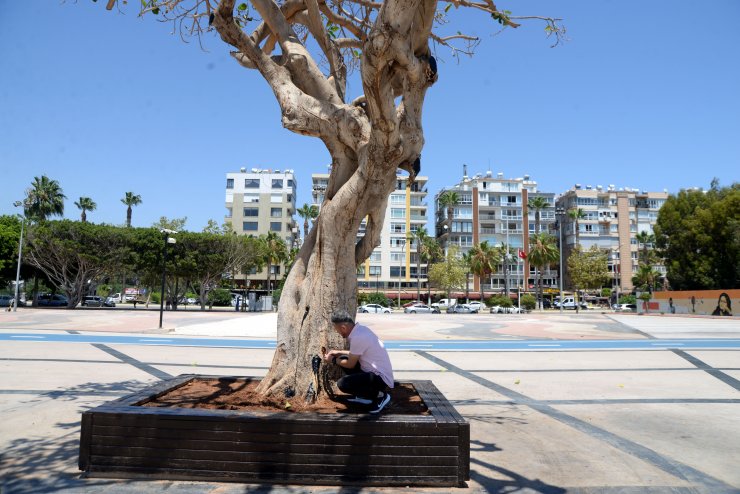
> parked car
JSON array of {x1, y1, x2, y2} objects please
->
[
  {"x1": 359, "y1": 304, "x2": 392, "y2": 314},
  {"x1": 448, "y1": 303, "x2": 479, "y2": 314},
  {"x1": 402, "y1": 301, "x2": 424, "y2": 308},
  {"x1": 614, "y1": 303, "x2": 637, "y2": 312},
  {"x1": 0, "y1": 295, "x2": 16, "y2": 307},
  {"x1": 554, "y1": 297, "x2": 587, "y2": 310},
  {"x1": 467, "y1": 301, "x2": 486, "y2": 311},
  {"x1": 404, "y1": 304, "x2": 440, "y2": 314},
  {"x1": 82, "y1": 296, "x2": 106, "y2": 307},
  {"x1": 37, "y1": 294, "x2": 68, "y2": 307}
]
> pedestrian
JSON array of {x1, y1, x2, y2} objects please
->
[{"x1": 323, "y1": 309, "x2": 394, "y2": 414}]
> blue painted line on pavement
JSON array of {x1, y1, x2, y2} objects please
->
[{"x1": 2, "y1": 333, "x2": 740, "y2": 351}]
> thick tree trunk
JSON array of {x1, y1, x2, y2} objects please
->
[{"x1": 256, "y1": 157, "x2": 397, "y2": 401}]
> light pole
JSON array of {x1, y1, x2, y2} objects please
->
[
  {"x1": 159, "y1": 229, "x2": 177, "y2": 329},
  {"x1": 375, "y1": 271, "x2": 380, "y2": 295},
  {"x1": 12, "y1": 201, "x2": 26, "y2": 312},
  {"x1": 556, "y1": 207, "x2": 565, "y2": 314},
  {"x1": 397, "y1": 239, "x2": 406, "y2": 309}
]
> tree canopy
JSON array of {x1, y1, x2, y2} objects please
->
[{"x1": 654, "y1": 181, "x2": 739, "y2": 290}]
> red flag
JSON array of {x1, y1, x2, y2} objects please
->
[{"x1": 518, "y1": 249, "x2": 527, "y2": 259}]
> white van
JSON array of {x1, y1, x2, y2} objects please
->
[{"x1": 431, "y1": 298, "x2": 457, "y2": 310}]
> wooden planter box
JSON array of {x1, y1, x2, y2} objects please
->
[{"x1": 79, "y1": 374, "x2": 470, "y2": 487}]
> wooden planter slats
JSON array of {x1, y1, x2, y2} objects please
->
[{"x1": 79, "y1": 374, "x2": 470, "y2": 487}]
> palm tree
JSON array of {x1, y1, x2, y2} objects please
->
[
  {"x1": 264, "y1": 231, "x2": 288, "y2": 294},
  {"x1": 408, "y1": 226, "x2": 430, "y2": 301},
  {"x1": 74, "y1": 197, "x2": 97, "y2": 223},
  {"x1": 121, "y1": 192, "x2": 142, "y2": 227},
  {"x1": 632, "y1": 264, "x2": 661, "y2": 294},
  {"x1": 421, "y1": 236, "x2": 443, "y2": 304},
  {"x1": 468, "y1": 241, "x2": 500, "y2": 303},
  {"x1": 25, "y1": 175, "x2": 66, "y2": 221},
  {"x1": 635, "y1": 230, "x2": 655, "y2": 266},
  {"x1": 567, "y1": 207, "x2": 586, "y2": 247},
  {"x1": 296, "y1": 203, "x2": 319, "y2": 240},
  {"x1": 438, "y1": 190, "x2": 460, "y2": 232},
  {"x1": 528, "y1": 233, "x2": 560, "y2": 309},
  {"x1": 527, "y1": 196, "x2": 550, "y2": 235}
]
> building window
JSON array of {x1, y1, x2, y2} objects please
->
[
  {"x1": 270, "y1": 265, "x2": 281, "y2": 275},
  {"x1": 270, "y1": 222, "x2": 282, "y2": 232},
  {"x1": 391, "y1": 208, "x2": 406, "y2": 219},
  {"x1": 391, "y1": 194, "x2": 405, "y2": 204},
  {"x1": 270, "y1": 194, "x2": 282, "y2": 203},
  {"x1": 369, "y1": 265, "x2": 381, "y2": 276},
  {"x1": 452, "y1": 221, "x2": 472, "y2": 233},
  {"x1": 226, "y1": 208, "x2": 232, "y2": 218},
  {"x1": 391, "y1": 223, "x2": 406, "y2": 234},
  {"x1": 369, "y1": 251, "x2": 382, "y2": 262},
  {"x1": 390, "y1": 267, "x2": 407, "y2": 277},
  {"x1": 287, "y1": 179, "x2": 294, "y2": 188},
  {"x1": 245, "y1": 178, "x2": 260, "y2": 188},
  {"x1": 243, "y1": 208, "x2": 259, "y2": 217},
  {"x1": 390, "y1": 238, "x2": 406, "y2": 248},
  {"x1": 270, "y1": 207, "x2": 282, "y2": 217},
  {"x1": 272, "y1": 179, "x2": 284, "y2": 189},
  {"x1": 243, "y1": 222, "x2": 258, "y2": 231},
  {"x1": 226, "y1": 178, "x2": 234, "y2": 189},
  {"x1": 287, "y1": 194, "x2": 293, "y2": 203},
  {"x1": 244, "y1": 193, "x2": 259, "y2": 203}
]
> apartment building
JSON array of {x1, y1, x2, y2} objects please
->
[
  {"x1": 555, "y1": 184, "x2": 669, "y2": 293},
  {"x1": 435, "y1": 169, "x2": 557, "y2": 297},
  {"x1": 312, "y1": 172, "x2": 430, "y2": 297},
  {"x1": 225, "y1": 167, "x2": 299, "y2": 291}
]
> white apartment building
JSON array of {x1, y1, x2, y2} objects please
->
[
  {"x1": 225, "y1": 167, "x2": 299, "y2": 291},
  {"x1": 312, "y1": 173, "x2": 430, "y2": 298},
  {"x1": 556, "y1": 184, "x2": 669, "y2": 293},
  {"x1": 435, "y1": 169, "x2": 557, "y2": 298}
]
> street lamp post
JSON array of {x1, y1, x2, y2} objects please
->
[
  {"x1": 159, "y1": 229, "x2": 177, "y2": 329},
  {"x1": 397, "y1": 239, "x2": 406, "y2": 309},
  {"x1": 556, "y1": 207, "x2": 565, "y2": 314},
  {"x1": 375, "y1": 271, "x2": 380, "y2": 294},
  {"x1": 12, "y1": 201, "x2": 26, "y2": 312}
]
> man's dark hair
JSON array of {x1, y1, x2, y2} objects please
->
[{"x1": 331, "y1": 309, "x2": 354, "y2": 325}]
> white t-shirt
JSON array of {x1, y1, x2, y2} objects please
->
[{"x1": 347, "y1": 323, "x2": 395, "y2": 388}]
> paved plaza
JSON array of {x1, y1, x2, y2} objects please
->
[{"x1": 1, "y1": 309, "x2": 739, "y2": 493}]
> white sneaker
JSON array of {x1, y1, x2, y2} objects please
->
[
  {"x1": 346, "y1": 396, "x2": 373, "y2": 405},
  {"x1": 369, "y1": 392, "x2": 391, "y2": 414}
]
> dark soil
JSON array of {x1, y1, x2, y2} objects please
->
[{"x1": 141, "y1": 377, "x2": 429, "y2": 415}]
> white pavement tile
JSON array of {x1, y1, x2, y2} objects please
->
[
  {"x1": 685, "y1": 350, "x2": 740, "y2": 369},
  {"x1": 555, "y1": 403, "x2": 740, "y2": 487}
]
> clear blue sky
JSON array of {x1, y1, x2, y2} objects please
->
[{"x1": 1, "y1": 1, "x2": 738, "y2": 232}]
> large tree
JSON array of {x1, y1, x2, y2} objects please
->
[
  {"x1": 103, "y1": 0, "x2": 563, "y2": 401},
  {"x1": 468, "y1": 240, "x2": 500, "y2": 304},
  {"x1": 654, "y1": 181, "x2": 739, "y2": 290},
  {"x1": 527, "y1": 233, "x2": 559, "y2": 309}
]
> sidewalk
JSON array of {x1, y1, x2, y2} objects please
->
[{"x1": 1, "y1": 311, "x2": 739, "y2": 493}]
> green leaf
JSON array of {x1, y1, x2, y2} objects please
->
[
  {"x1": 152, "y1": 7, "x2": 159, "y2": 14},
  {"x1": 444, "y1": 3, "x2": 451, "y2": 12},
  {"x1": 237, "y1": 2, "x2": 247, "y2": 11}
]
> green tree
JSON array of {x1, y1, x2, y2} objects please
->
[
  {"x1": 202, "y1": 219, "x2": 232, "y2": 235},
  {"x1": 567, "y1": 245, "x2": 610, "y2": 313},
  {"x1": 0, "y1": 215, "x2": 24, "y2": 286},
  {"x1": 428, "y1": 246, "x2": 466, "y2": 307},
  {"x1": 121, "y1": 192, "x2": 142, "y2": 228},
  {"x1": 24, "y1": 221, "x2": 123, "y2": 307},
  {"x1": 263, "y1": 231, "x2": 288, "y2": 294},
  {"x1": 468, "y1": 241, "x2": 500, "y2": 304},
  {"x1": 152, "y1": 216, "x2": 187, "y2": 232},
  {"x1": 632, "y1": 264, "x2": 661, "y2": 294},
  {"x1": 567, "y1": 207, "x2": 586, "y2": 247},
  {"x1": 74, "y1": 197, "x2": 97, "y2": 223},
  {"x1": 296, "y1": 203, "x2": 319, "y2": 240},
  {"x1": 527, "y1": 196, "x2": 550, "y2": 235},
  {"x1": 527, "y1": 233, "x2": 560, "y2": 309},
  {"x1": 635, "y1": 230, "x2": 656, "y2": 266},
  {"x1": 408, "y1": 226, "x2": 430, "y2": 302},
  {"x1": 654, "y1": 181, "x2": 739, "y2": 290},
  {"x1": 438, "y1": 191, "x2": 460, "y2": 231},
  {"x1": 420, "y1": 236, "x2": 443, "y2": 304},
  {"x1": 25, "y1": 176, "x2": 66, "y2": 222}
]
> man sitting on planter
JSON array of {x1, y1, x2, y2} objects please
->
[{"x1": 324, "y1": 309, "x2": 394, "y2": 414}]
